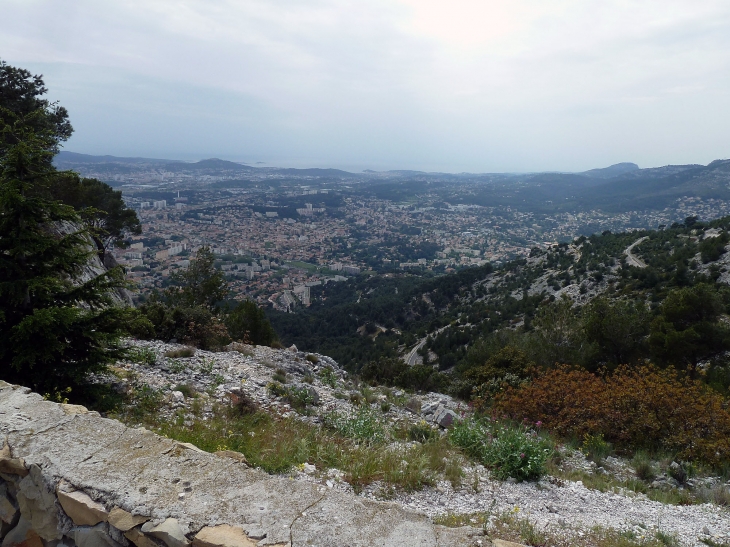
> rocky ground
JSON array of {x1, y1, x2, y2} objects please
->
[{"x1": 112, "y1": 339, "x2": 730, "y2": 547}]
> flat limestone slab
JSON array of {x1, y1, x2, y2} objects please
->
[{"x1": 0, "y1": 382, "x2": 483, "y2": 547}]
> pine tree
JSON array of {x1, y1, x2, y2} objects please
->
[{"x1": 0, "y1": 113, "x2": 134, "y2": 393}]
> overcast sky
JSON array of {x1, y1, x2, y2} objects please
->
[{"x1": 3, "y1": 0, "x2": 730, "y2": 172}]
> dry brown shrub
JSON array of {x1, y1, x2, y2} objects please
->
[{"x1": 493, "y1": 365, "x2": 730, "y2": 465}]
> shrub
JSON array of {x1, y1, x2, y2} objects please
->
[
  {"x1": 318, "y1": 367, "x2": 338, "y2": 388},
  {"x1": 165, "y1": 347, "x2": 195, "y2": 358},
  {"x1": 408, "y1": 421, "x2": 438, "y2": 443},
  {"x1": 449, "y1": 418, "x2": 552, "y2": 481},
  {"x1": 405, "y1": 397, "x2": 422, "y2": 414},
  {"x1": 632, "y1": 451, "x2": 656, "y2": 481},
  {"x1": 285, "y1": 385, "x2": 316, "y2": 412},
  {"x1": 494, "y1": 365, "x2": 730, "y2": 466},
  {"x1": 306, "y1": 354, "x2": 319, "y2": 364},
  {"x1": 230, "y1": 391, "x2": 258, "y2": 416},
  {"x1": 272, "y1": 369, "x2": 288, "y2": 384},
  {"x1": 267, "y1": 382, "x2": 287, "y2": 398},
  {"x1": 482, "y1": 422, "x2": 553, "y2": 481},
  {"x1": 173, "y1": 383, "x2": 196, "y2": 399},
  {"x1": 127, "y1": 347, "x2": 156, "y2": 366},
  {"x1": 324, "y1": 407, "x2": 388, "y2": 444},
  {"x1": 582, "y1": 433, "x2": 612, "y2": 464},
  {"x1": 140, "y1": 302, "x2": 230, "y2": 350}
]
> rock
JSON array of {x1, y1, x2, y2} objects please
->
[
  {"x1": 0, "y1": 441, "x2": 28, "y2": 477},
  {"x1": 171, "y1": 391, "x2": 185, "y2": 404},
  {"x1": 142, "y1": 518, "x2": 190, "y2": 547},
  {"x1": 244, "y1": 527, "x2": 266, "y2": 540},
  {"x1": 60, "y1": 403, "x2": 89, "y2": 415},
  {"x1": 125, "y1": 526, "x2": 160, "y2": 547},
  {"x1": 57, "y1": 488, "x2": 109, "y2": 526},
  {"x1": 302, "y1": 463, "x2": 316, "y2": 474},
  {"x1": 193, "y1": 524, "x2": 257, "y2": 547},
  {"x1": 0, "y1": 483, "x2": 19, "y2": 525},
  {"x1": 421, "y1": 402, "x2": 439, "y2": 416},
  {"x1": 108, "y1": 507, "x2": 149, "y2": 532},
  {"x1": 305, "y1": 386, "x2": 320, "y2": 405},
  {"x1": 1, "y1": 516, "x2": 43, "y2": 547},
  {"x1": 435, "y1": 409, "x2": 457, "y2": 428},
  {"x1": 73, "y1": 523, "x2": 125, "y2": 547},
  {"x1": 669, "y1": 461, "x2": 686, "y2": 483},
  {"x1": 288, "y1": 344, "x2": 298, "y2": 352},
  {"x1": 703, "y1": 526, "x2": 714, "y2": 536},
  {"x1": 213, "y1": 450, "x2": 249, "y2": 466},
  {"x1": 16, "y1": 465, "x2": 61, "y2": 540}
]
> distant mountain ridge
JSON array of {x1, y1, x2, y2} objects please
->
[{"x1": 580, "y1": 162, "x2": 640, "y2": 179}]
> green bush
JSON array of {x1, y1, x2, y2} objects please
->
[
  {"x1": 324, "y1": 407, "x2": 388, "y2": 444},
  {"x1": 450, "y1": 418, "x2": 552, "y2": 481},
  {"x1": 408, "y1": 421, "x2": 439, "y2": 443},
  {"x1": 127, "y1": 347, "x2": 156, "y2": 366},
  {"x1": 318, "y1": 367, "x2": 338, "y2": 387},
  {"x1": 582, "y1": 433, "x2": 612, "y2": 464}
]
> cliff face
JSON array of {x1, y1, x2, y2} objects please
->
[
  {"x1": 0, "y1": 381, "x2": 480, "y2": 547},
  {"x1": 56, "y1": 220, "x2": 133, "y2": 307}
]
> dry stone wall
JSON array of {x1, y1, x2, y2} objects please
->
[{"x1": 0, "y1": 381, "x2": 483, "y2": 547}]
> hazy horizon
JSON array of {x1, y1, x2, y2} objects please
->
[{"x1": 5, "y1": 1, "x2": 730, "y2": 173}]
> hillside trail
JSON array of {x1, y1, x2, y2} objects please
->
[{"x1": 624, "y1": 236, "x2": 649, "y2": 268}]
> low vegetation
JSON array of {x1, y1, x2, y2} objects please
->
[
  {"x1": 494, "y1": 365, "x2": 730, "y2": 466},
  {"x1": 114, "y1": 395, "x2": 464, "y2": 493}
]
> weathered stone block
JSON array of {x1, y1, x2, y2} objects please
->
[
  {"x1": 142, "y1": 518, "x2": 190, "y2": 547},
  {"x1": 57, "y1": 488, "x2": 109, "y2": 526},
  {"x1": 16, "y1": 466, "x2": 60, "y2": 540},
  {"x1": 108, "y1": 507, "x2": 149, "y2": 532}
]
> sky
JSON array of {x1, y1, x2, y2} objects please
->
[{"x1": 3, "y1": 0, "x2": 730, "y2": 172}]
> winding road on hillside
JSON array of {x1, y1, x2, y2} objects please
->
[{"x1": 624, "y1": 236, "x2": 649, "y2": 268}]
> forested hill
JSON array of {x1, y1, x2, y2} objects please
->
[{"x1": 268, "y1": 214, "x2": 730, "y2": 387}]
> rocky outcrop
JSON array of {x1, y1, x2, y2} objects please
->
[{"x1": 0, "y1": 381, "x2": 484, "y2": 547}]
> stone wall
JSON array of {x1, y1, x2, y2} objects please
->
[{"x1": 0, "y1": 381, "x2": 482, "y2": 547}]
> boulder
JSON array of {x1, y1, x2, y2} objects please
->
[
  {"x1": 57, "y1": 488, "x2": 109, "y2": 526},
  {"x1": 193, "y1": 524, "x2": 257, "y2": 547},
  {"x1": 108, "y1": 506, "x2": 149, "y2": 532},
  {"x1": 142, "y1": 518, "x2": 190, "y2": 547},
  {"x1": 434, "y1": 409, "x2": 457, "y2": 429}
]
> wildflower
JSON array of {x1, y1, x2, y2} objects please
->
[
  {"x1": 520, "y1": 453, "x2": 525, "y2": 459},
  {"x1": 535, "y1": 421, "x2": 543, "y2": 428}
]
